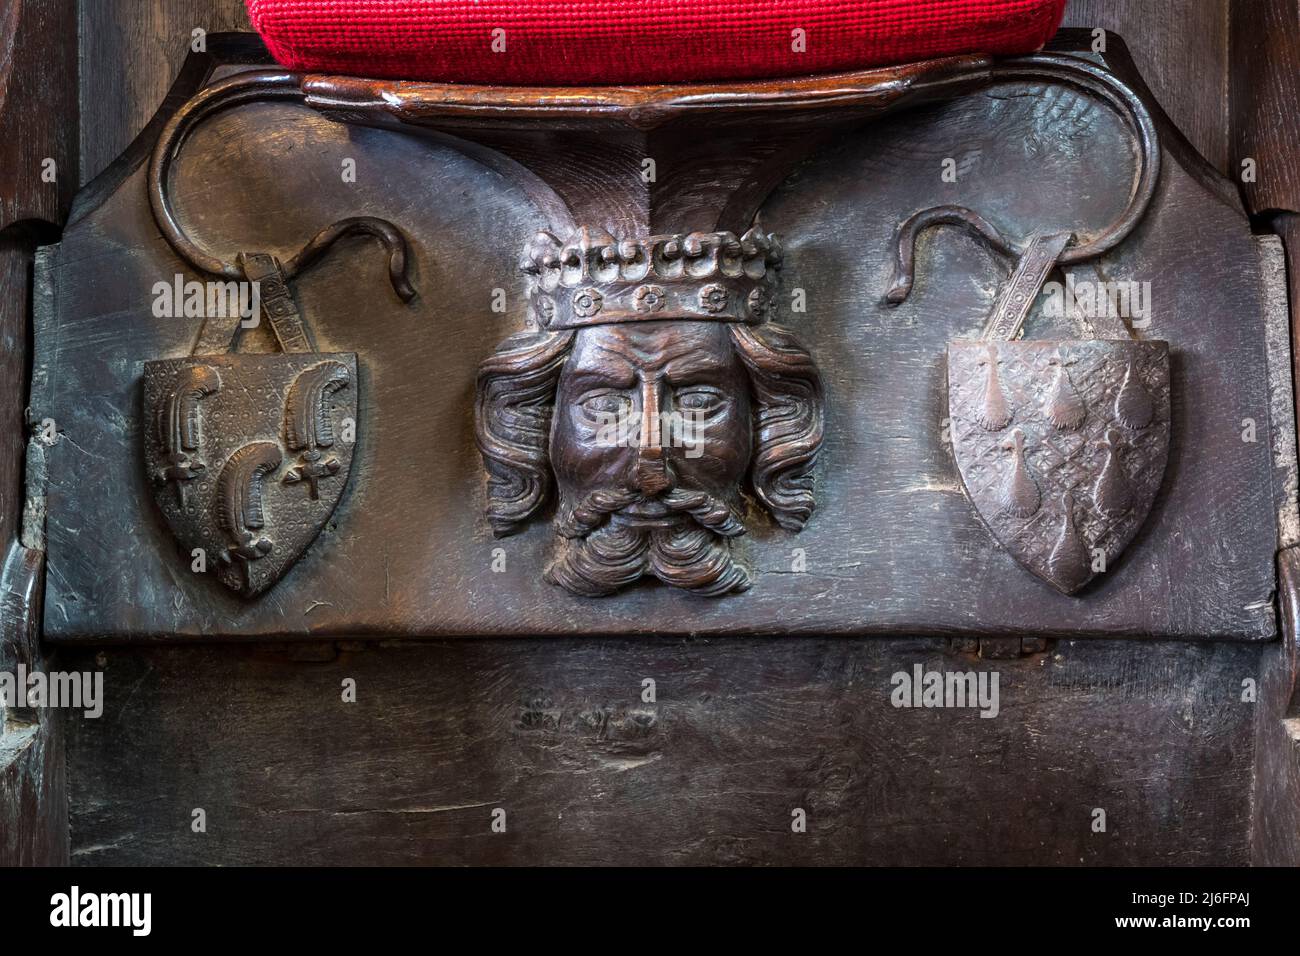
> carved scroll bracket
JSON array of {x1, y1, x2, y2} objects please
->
[{"x1": 300, "y1": 57, "x2": 997, "y2": 238}]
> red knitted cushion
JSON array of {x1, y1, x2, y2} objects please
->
[{"x1": 245, "y1": 0, "x2": 1066, "y2": 85}]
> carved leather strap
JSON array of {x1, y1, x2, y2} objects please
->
[
  {"x1": 236, "y1": 252, "x2": 314, "y2": 354},
  {"x1": 980, "y1": 231, "x2": 1072, "y2": 342},
  {"x1": 191, "y1": 253, "x2": 316, "y2": 355}
]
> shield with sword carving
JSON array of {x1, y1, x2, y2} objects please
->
[
  {"x1": 143, "y1": 351, "x2": 358, "y2": 597},
  {"x1": 142, "y1": 253, "x2": 358, "y2": 597}
]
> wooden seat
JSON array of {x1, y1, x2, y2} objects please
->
[{"x1": 246, "y1": 0, "x2": 1067, "y2": 84}]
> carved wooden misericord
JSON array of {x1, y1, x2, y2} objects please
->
[{"x1": 31, "y1": 35, "x2": 1291, "y2": 641}]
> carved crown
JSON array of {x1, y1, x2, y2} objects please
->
[{"x1": 521, "y1": 226, "x2": 783, "y2": 330}]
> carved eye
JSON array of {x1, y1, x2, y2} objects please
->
[
  {"x1": 674, "y1": 387, "x2": 725, "y2": 414},
  {"x1": 579, "y1": 391, "x2": 632, "y2": 419}
]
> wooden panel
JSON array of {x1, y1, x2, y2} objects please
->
[
  {"x1": 0, "y1": 0, "x2": 79, "y2": 229},
  {"x1": 0, "y1": 545, "x2": 68, "y2": 867},
  {"x1": 55, "y1": 4, "x2": 1287, "y2": 867},
  {"x1": 1230, "y1": 2, "x2": 1300, "y2": 864},
  {"x1": 77, "y1": 0, "x2": 250, "y2": 185},
  {"x1": 1063, "y1": 0, "x2": 1230, "y2": 174},
  {"x1": 0, "y1": 0, "x2": 77, "y2": 868},
  {"x1": 62, "y1": 636, "x2": 1258, "y2": 865},
  {"x1": 1252, "y1": 544, "x2": 1300, "y2": 865},
  {"x1": 1229, "y1": 0, "x2": 1300, "y2": 216},
  {"x1": 0, "y1": 241, "x2": 30, "y2": 552},
  {"x1": 0, "y1": 717, "x2": 67, "y2": 866}
]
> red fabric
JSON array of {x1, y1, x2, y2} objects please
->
[{"x1": 245, "y1": 0, "x2": 1066, "y2": 85}]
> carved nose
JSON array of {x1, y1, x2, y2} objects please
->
[
  {"x1": 633, "y1": 385, "x2": 673, "y2": 496},
  {"x1": 632, "y1": 446, "x2": 674, "y2": 496}
]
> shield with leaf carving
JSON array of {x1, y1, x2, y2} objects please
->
[
  {"x1": 947, "y1": 339, "x2": 1170, "y2": 594},
  {"x1": 142, "y1": 353, "x2": 357, "y2": 597}
]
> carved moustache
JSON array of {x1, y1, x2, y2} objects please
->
[
  {"x1": 547, "y1": 487, "x2": 751, "y2": 597},
  {"x1": 546, "y1": 522, "x2": 751, "y2": 597},
  {"x1": 554, "y1": 487, "x2": 747, "y2": 539}
]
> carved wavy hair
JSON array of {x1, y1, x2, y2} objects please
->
[
  {"x1": 474, "y1": 327, "x2": 576, "y2": 536},
  {"x1": 473, "y1": 321, "x2": 824, "y2": 536}
]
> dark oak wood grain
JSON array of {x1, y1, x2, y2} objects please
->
[
  {"x1": 77, "y1": 0, "x2": 250, "y2": 185},
  {"x1": 1253, "y1": 544, "x2": 1300, "y2": 865},
  {"x1": 1230, "y1": 0, "x2": 1300, "y2": 217},
  {"x1": 0, "y1": 0, "x2": 76, "y2": 867},
  {"x1": 61, "y1": 635, "x2": 1261, "y2": 865},
  {"x1": 1228, "y1": 0, "x2": 1300, "y2": 866},
  {"x1": 1064, "y1": 0, "x2": 1230, "y2": 174},
  {"x1": 0, "y1": 0, "x2": 79, "y2": 231}
]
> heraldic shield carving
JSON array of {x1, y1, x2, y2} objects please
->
[
  {"x1": 887, "y1": 208, "x2": 1171, "y2": 593},
  {"x1": 881, "y1": 51, "x2": 1168, "y2": 596},
  {"x1": 143, "y1": 72, "x2": 416, "y2": 597},
  {"x1": 143, "y1": 353, "x2": 359, "y2": 597},
  {"x1": 947, "y1": 340, "x2": 1170, "y2": 593}
]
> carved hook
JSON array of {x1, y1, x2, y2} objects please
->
[
  {"x1": 884, "y1": 53, "x2": 1161, "y2": 306},
  {"x1": 284, "y1": 217, "x2": 416, "y2": 301},
  {"x1": 148, "y1": 69, "x2": 416, "y2": 302},
  {"x1": 885, "y1": 206, "x2": 1016, "y2": 304}
]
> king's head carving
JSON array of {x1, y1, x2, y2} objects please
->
[{"x1": 475, "y1": 225, "x2": 825, "y2": 598}]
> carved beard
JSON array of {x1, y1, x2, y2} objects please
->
[{"x1": 546, "y1": 488, "x2": 751, "y2": 597}]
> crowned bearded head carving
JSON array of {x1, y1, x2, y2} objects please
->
[{"x1": 475, "y1": 226, "x2": 825, "y2": 597}]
